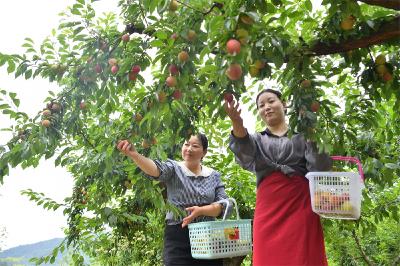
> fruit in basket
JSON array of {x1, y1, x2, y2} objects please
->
[{"x1": 340, "y1": 200, "x2": 353, "y2": 212}]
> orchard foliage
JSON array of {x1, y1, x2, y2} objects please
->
[{"x1": 0, "y1": 0, "x2": 399, "y2": 265}]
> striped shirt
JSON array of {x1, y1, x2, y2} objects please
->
[{"x1": 146, "y1": 159, "x2": 229, "y2": 225}]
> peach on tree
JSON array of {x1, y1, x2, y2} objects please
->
[
  {"x1": 225, "y1": 63, "x2": 243, "y2": 81},
  {"x1": 226, "y1": 39, "x2": 241, "y2": 56}
]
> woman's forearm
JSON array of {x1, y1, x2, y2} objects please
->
[
  {"x1": 199, "y1": 203, "x2": 223, "y2": 217},
  {"x1": 129, "y1": 152, "x2": 160, "y2": 177},
  {"x1": 232, "y1": 120, "x2": 247, "y2": 138}
]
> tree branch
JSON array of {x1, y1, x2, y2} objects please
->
[
  {"x1": 352, "y1": 229, "x2": 376, "y2": 266},
  {"x1": 309, "y1": 16, "x2": 400, "y2": 56},
  {"x1": 358, "y1": 0, "x2": 400, "y2": 10}
]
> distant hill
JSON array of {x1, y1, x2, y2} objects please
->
[{"x1": 0, "y1": 238, "x2": 64, "y2": 266}]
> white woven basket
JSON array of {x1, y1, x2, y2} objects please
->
[
  {"x1": 188, "y1": 198, "x2": 252, "y2": 259},
  {"x1": 306, "y1": 156, "x2": 365, "y2": 220}
]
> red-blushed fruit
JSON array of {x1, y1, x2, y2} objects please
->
[
  {"x1": 310, "y1": 101, "x2": 320, "y2": 112},
  {"x1": 340, "y1": 16, "x2": 356, "y2": 31},
  {"x1": 172, "y1": 89, "x2": 183, "y2": 100},
  {"x1": 157, "y1": 91, "x2": 167, "y2": 103},
  {"x1": 121, "y1": 34, "x2": 130, "y2": 42},
  {"x1": 300, "y1": 79, "x2": 312, "y2": 88},
  {"x1": 382, "y1": 72, "x2": 393, "y2": 82},
  {"x1": 131, "y1": 65, "x2": 141, "y2": 74},
  {"x1": 223, "y1": 92, "x2": 234, "y2": 103},
  {"x1": 178, "y1": 51, "x2": 189, "y2": 62},
  {"x1": 226, "y1": 39, "x2": 241, "y2": 55},
  {"x1": 375, "y1": 54, "x2": 386, "y2": 65},
  {"x1": 151, "y1": 137, "x2": 157, "y2": 145},
  {"x1": 108, "y1": 58, "x2": 118, "y2": 66},
  {"x1": 95, "y1": 64, "x2": 102, "y2": 74},
  {"x1": 51, "y1": 103, "x2": 61, "y2": 112},
  {"x1": 166, "y1": 76, "x2": 177, "y2": 87},
  {"x1": 111, "y1": 65, "x2": 119, "y2": 74},
  {"x1": 170, "y1": 33, "x2": 178, "y2": 40},
  {"x1": 134, "y1": 113, "x2": 143, "y2": 122},
  {"x1": 169, "y1": 0, "x2": 178, "y2": 11},
  {"x1": 79, "y1": 102, "x2": 87, "y2": 110},
  {"x1": 42, "y1": 109, "x2": 52, "y2": 117},
  {"x1": 225, "y1": 63, "x2": 243, "y2": 81},
  {"x1": 142, "y1": 139, "x2": 150, "y2": 149},
  {"x1": 168, "y1": 64, "x2": 179, "y2": 75},
  {"x1": 41, "y1": 119, "x2": 51, "y2": 128},
  {"x1": 375, "y1": 65, "x2": 388, "y2": 75},
  {"x1": 240, "y1": 14, "x2": 254, "y2": 25},
  {"x1": 128, "y1": 72, "x2": 137, "y2": 81},
  {"x1": 187, "y1": 30, "x2": 196, "y2": 41}
]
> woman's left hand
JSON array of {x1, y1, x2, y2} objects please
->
[{"x1": 182, "y1": 206, "x2": 203, "y2": 227}]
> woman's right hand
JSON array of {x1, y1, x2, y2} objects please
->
[
  {"x1": 224, "y1": 99, "x2": 247, "y2": 138},
  {"x1": 116, "y1": 140, "x2": 138, "y2": 158}
]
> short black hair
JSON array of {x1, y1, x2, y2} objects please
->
[
  {"x1": 256, "y1": 89, "x2": 282, "y2": 109},
  {"x1": 196, "y1": 133, "x2": 208, "y2": 150}
]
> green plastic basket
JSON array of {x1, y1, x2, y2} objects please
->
[{"x1": 188, "y1": 198, "x2": 252, "y2": 259}]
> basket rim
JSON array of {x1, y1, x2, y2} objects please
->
[{"x1": 188, "y1": 218, "x2": 252, "y2": 228}]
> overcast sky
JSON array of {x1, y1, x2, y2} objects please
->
[{"x1": 0, "y1": 0, "x2": 119, "y2": 251}]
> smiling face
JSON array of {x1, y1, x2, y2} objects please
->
[
  {"x1": 181, "y1": 135, "x2": 207, "y2": 163},
  {"x1": 257, "y1": 92, "x2": 286, "y2": 127}
]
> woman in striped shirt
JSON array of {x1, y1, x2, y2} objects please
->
[{"x1": 117, "y1": 133, "x2": 228, "y2": 266}]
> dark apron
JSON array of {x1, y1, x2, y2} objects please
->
[{"x1": 163, "y1": 223, "x2": 223, "y2": 266}]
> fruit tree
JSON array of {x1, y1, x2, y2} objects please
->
[{"x1": 0, "y1": 0, "x2": 399, "y2": 265}]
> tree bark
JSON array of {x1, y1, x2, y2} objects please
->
[
  {"x1": 352, "y1": 230, "x2": 376, "y2": 266},
  {"x1": 358, "y1": 0, "x2": 400, "y2": 10},
  {"x1": 309, "y1": 16, "x2": 400, "y2": 56}
]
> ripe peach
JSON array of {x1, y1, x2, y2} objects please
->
[
  {"x1": 178, "y1": 51, "x2": 189, "y2": 62},
  {"x1": 111, "y1": 65, "x2": 119, "y2": 74},
  {"x1": 166, "y1": 76, "x2": 177, "y2": 87},
  {"x1": 172, "y1": 89, "x2": 183, "y2": 100},
  {"x1": 129, "y1": 72, "x2": 137, "y2": 81},
  {"x1": 310, "y1": 101, "x2": 320, "y2": 112},
  {"x1": 41, "y1": 119, "x2": 51, "y2": 128},
  {"x1": 121, "y1": 34, "x2": 130, "y2": 42},
  {"x1": 225, "y1": 63, "x2": 243, "y2": 81},
  {"x1": 131, "y1": 65, "x2": 141, "y2": 74},
  {"x1": 168, "y1": 64, "x2": 179, "y2": 75},
  {"x1": 226, "y1": 39, "x2": 241, "y2": 55}
]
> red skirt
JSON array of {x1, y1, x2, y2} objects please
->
[{"x1": 253, "y1": 171, "x2": 328, "y2": 266}]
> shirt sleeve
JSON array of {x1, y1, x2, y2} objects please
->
[
  {"x1": 228, "y1": 132, "x2": 257, "y2": 172},
  {"x1": 305, "y1": 141, "x2": 333, "y2": 172},
  {"x1": 144, "y1": 159, "x2": 175, "y2": 182}
]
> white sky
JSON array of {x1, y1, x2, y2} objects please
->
[{"x1": 0, "y1": 0, "x2": 119, "y2": 251}]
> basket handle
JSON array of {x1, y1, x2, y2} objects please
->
[
  {"x1": 215, "y1": 198, "x2": 240, "y2": 221},
  {"x1": 331, "y1": 156, "x2": 365, "y2": 181}
]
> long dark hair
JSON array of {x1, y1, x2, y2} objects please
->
[{"x1": 256, "y1": 89, "x2": 282, "y2": 109}]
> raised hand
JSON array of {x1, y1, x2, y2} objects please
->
[
  {"x1": 223, "y1": 99, "x2": 247, "y2": 138},
  {"x1": 116, "y1": 140, "x2": 138, "y2": 158}
]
